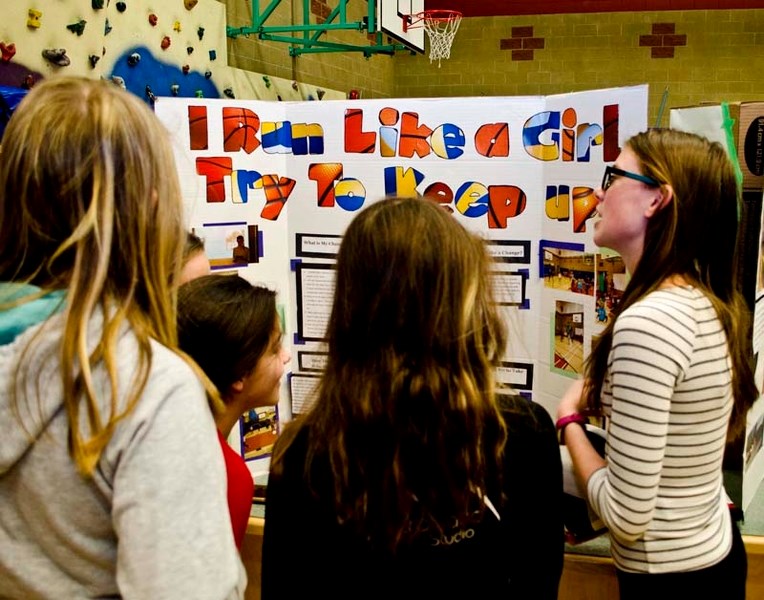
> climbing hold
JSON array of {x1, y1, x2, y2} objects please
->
[
  {"x1": 148, "y1": 14, "x2": 158, "y2": 26},
  {"x1": 262, "y1": 75, "x2": 271, "y2": 88},
  {"x1": 186, "y1": 46, "x2": 194, "y2": 55},
  {"x1": 316, "y1": 88, "x2": 325, "y2": 100},
  {"x1": 307, "y1": 94, "x2": 315, "y2": 101},
  {"x1": 161, "y1": 36, "x2": 171, "y2": 50},
  {"x1": 195, "y1": 90, "x2": 204, "y2": 98},
  {"x1": 184, "y1": 0, "x2": 199, "y2": 10},
  {"x1": 67, "y1": 19, "x2": 87, "y2": 36},
  {"x1": 116, "y1": 2, "x2": 127, "y2": 13},
  {"x1": 22, "y1": 74, "x2": 36, "y2": 89},
  {"x1": 42, "y1": 48, "x2": 71, "y2": 67},
  {"x1": 173, "y1": 21, "x2": 181, "y2": 33},
  {"x1": 0, "y1": 42, "x2": 17, "y2": 63},
  {"x1": 182, "y1": 64, "x2": 190, "y2": 74},
  {"x1": 104, "y1": 18, "x2": 112, "y2": 35},
  {"x1": 197, "y1": 26, "x2": 205, "y2": 41},
  {"x1": 204, "y1": 69, "x2": 212, "y2": 79},
  {"x1": 27, "y1": 9, "x2": 42, "y2": 29},
  {"x1": 92, "y1": 0, "x2": 104, "y2": 9},
  {"x1": 88, "y1": 54, "x2": 100, "y2": 68},
  {"x1": 111, "y1": 75, "x2": 126, "y2": 89},
  {"x1": 171, "y1": 83, "x2": 180, "y2": 96},
  {"x1": 209, "y1": 49, "x2": 216, "y2": 61},
  {"x1": 277, "y1": 95, "x2": 283, "y2": 101},
  {"x1": 127, "y1": 52, "x2": 141, "y2": 66},
  {"x1": 348, "y1": 89, "x2": 360, "y2": 100},
  {"x1": 223, "y1": 87, "x2": 235, "y2": 99},
  {"x1": 145, "y1": 85, "x2": 156, "y2": 103},
  {"x1": 291, "y1": 80, "x2": 298, "y2": 91}
]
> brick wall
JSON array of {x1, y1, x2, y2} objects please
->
[
  {"x1": 393, "y1": 9, "x2": 764, "y2": 126},
  {"x1": 223, "y1": 3, "x2": 764, "y2": 125}
]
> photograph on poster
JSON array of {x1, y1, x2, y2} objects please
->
[
  {"x1": 240, "y1": 406, "x2": 279, "y2": 461},
  {"x1": 594, "y1": 253, "x2": 626, "y2": 328},
  {"x1": 201, "y1": 221, "x2": 260, "y2": 269},
  {"x1": 542, "y1": 246, "x2": 595, "y2": 296},
  {"x1": 553, "y1": 301, "x2": 584, "y2": 375}
]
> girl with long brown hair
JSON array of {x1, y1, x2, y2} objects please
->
[
  {"x1": 557, "y1": 129, "x2": 756, "y2": 599},
  {"x1": 263, "y1": 197, "x2": 563, "y2": 599}
]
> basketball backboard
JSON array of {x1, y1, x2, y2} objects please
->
[{"x1": 377, "y1": 0, "x2": 425, "y2": 54}]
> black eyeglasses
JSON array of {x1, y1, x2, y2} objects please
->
[{"x1": 601, "y1": 166, "x2": 660, "y2": 191}]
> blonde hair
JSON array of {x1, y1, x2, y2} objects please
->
[{"x1": 0, "y1": 77, "x2": 186, "y2": 475}]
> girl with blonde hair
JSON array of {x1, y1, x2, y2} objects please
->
[
  {"x1": 262, "y1": 197, "x2": 563, "y2": 599},
  {"x1": 0, "y1": 77, "x2": 245, "y2": 598}
]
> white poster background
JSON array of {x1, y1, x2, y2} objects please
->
[{"x1": 155, "y1": 85, "x2": 649, "y2": 475}]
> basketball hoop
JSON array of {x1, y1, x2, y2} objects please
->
[{"x1": 403, "y1": 10, "x2": 462, "y2": 67}]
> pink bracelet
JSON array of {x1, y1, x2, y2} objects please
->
[{"x1": 556, "y1": 413, "x2": 587, "y2": 445}]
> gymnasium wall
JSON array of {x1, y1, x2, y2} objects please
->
[
  {"x1": 0, "y1": 0, "x2": 343, "y2": 106},
  {"x1": 392, "y1": 8, "x2": 764, "y2": 126}
]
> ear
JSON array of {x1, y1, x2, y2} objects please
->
[
  {"x1": 645, "y1": 184, "x2": 673, "y2": 217},
  {"x1": 230, "y1": 378, "x2": 245, "y2": 394}
]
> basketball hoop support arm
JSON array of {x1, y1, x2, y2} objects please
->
[{"x1": 226, "y1": 0, "x2": 412, "y2": 57}]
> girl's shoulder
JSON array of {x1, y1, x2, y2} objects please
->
[{"x1": 622, "y1": 285, "x2": 710, "y2": 323}]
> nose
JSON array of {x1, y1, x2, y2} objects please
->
[
  {"x1": 594, "y1": 186, "x2": 605, "y2": 203},
  {"x1": 280, "y1": 346, "x2": 291, "y2": 365}
]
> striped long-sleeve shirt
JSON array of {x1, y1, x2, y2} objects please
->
[{"x1": 587, "y1": 286, "x2": 733, "y2": 574}]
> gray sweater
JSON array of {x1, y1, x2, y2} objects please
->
[{"x1": 0, "y1": 309, "x2": 246, "y2": 598}]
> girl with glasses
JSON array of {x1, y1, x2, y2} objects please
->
[{"x1": 557, "y1": 128, "x2": 756, "y2": 599}]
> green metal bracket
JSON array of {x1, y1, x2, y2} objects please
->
[{"x1": 226, "y1": 0, "x2": 413, "y2": 57}]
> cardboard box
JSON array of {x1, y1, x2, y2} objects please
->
[{"x1": 670, "y1": 101, "x2": 764, "y2": 191}]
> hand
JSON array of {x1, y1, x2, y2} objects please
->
[{"x1": 557, "y1": 378, "x2": 586, "y2": 420}]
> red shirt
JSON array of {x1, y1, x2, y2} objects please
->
[{"x1": 217, "y1": 430, "x2": 255, "y2": 549}]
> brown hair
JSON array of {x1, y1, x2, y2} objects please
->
[
  {"x1": 273, "y1": 197, "x2": 508, "y2": 551},
  {"x1": 584, "y1": 128, "x2": 757, "y2": 439},
  {"x1": 177, "y1": 274, "x2": 277, "y2": 398}
]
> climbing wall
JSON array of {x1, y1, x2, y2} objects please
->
[{"x1": 0, "y1": 0, "x2": 342, "y2": 107}]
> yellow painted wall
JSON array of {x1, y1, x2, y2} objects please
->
[
  {"x1": 393, "y1": 9, "x2": 764, "y2": 124},
  {"x1": 222, "y1": 4, "x2": 764, "y2": 122}
]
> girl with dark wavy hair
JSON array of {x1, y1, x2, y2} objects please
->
[{"x1": 263, "y1": 197, "x2": 563, "y2": 599}]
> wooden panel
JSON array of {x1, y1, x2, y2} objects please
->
[
  {"x1": 241, "y1": 518, "x2": 265, "y2": 600},
  {"x1": 242, "y1": 518, "x2": 764, "y2": 600},
  {"x1": 559, "y1": 554, "x2": 619, "y2": 600}
]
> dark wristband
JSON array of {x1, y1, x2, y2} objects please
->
[{"x1": 556, "y1": 413, "x2": 587, "y2": 445}]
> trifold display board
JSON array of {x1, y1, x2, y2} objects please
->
[
  {"x1": 154, "y1": 85, "x2": 648, "y2": 475},
  {"x1": 670, "y1": 103, "x2": 764, "y2": 510}
]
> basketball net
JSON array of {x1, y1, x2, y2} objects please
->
[{"x1": 405, "y1": 10, "x2": 462, "y2": 67}]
